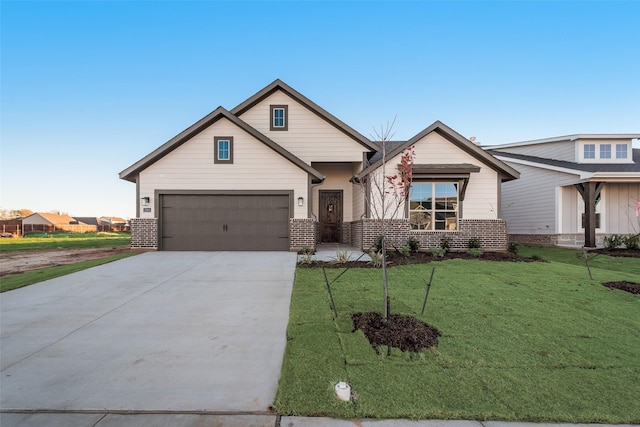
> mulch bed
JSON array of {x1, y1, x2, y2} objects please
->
[
  {"x1": 352, "y1": 312, "x2": 441, "y2": 353},
  {"x1": 602, "y1": 281, "x2": 640, "y2": 295},
  {"x1": 593, "y1": 248, "x2": 640, "y2": 258},
  {"x1": 299, "y1": 250, "x2": 544, "y2": 268}
]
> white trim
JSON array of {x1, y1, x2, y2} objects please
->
[
  {"x1": 493, "y1": 155, "x2": 589, "y2": 179},
  {"x1": 486, "y1": 134, "x2": 640, "y2": 149},
  {"x1": 556, "y1": 186, "x2": 562, "y2": 234}
]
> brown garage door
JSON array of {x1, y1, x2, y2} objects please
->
[{"x1": 160, "y1": 194, "x2": 290, "y2": 251}]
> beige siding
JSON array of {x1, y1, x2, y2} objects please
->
[
  {"x1": 493, "y1": 141, "x2": 575, "y2": 161},
  {"x1": 413, "y1": 133, "x2": 500, "y2": 219},
  {"x1": 238, "y1": 91, "x2": 368, "y2": 163},
  {"x1": 501, "y1": 162, "x2": 580, "y2": 234},
  {"x1": 602, "y1": 183, "x2": 640, "y2": 234},
  {"x1": 138, "y1": 117, "x2": 308, "y2": 219},
  {"x1": 352, "y1": 163, "x2": 366, "y2": 220}
]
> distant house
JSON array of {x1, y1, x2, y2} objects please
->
[
  {"x1": 98, "y1": 216, "x2": 128, "y2": 231},
  {"x1": 74, "y1": 217, "x2": 101, "y2": 227},
  {"x1": 488, "y1": 134, "x2": 640, "y2": 247},
  {"x1": 119, "y1": 79, "x2": 519, "y2": 251},
  {"x1": 22, "y1": 213, "x2": 96, "y2": 233}
]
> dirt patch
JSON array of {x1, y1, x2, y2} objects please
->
[
  {"x1": 0, "y1": 246, "x2": 135, "y2": 277},
  {"x1": 593, "y1": 248, "x2": 640, "y2": 258},
  {"x1": 352, "y1": 312, "x2": 441, "y2": 353},
  {"x1": 602, "y1": 281, "x2": 640, "y2": 295}
]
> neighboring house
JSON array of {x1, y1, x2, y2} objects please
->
[
  {"x1": 119, "y1": 79, "x2": 519, "y2": 251},
  {"x1": 22, "y1": 213, "x2": 97, "y2": 233},
  {"x1": 487, "y1": 135, "x2": 640, "y2": 247},
  {"x1": 98, "y1": 216, "x2": 128, "y2": 231}
]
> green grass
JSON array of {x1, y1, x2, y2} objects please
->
[
  {"x1": 0, "y1": 252, "x2": 138, "y2": 292},
  {"x1": 274, "y1": 248, "x2": 640, "y2": 422},
  {"x1": 0, "y1": 232, "x2": 131, "y2": 251}
]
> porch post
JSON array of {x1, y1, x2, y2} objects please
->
[{"x1": 575, "y1": 181, "x2": 603, "y2": 248}]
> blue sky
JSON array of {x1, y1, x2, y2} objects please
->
[{"x1": 2, "y1": 0, "x2": 639, "y2": 219}]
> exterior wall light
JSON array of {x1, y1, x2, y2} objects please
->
[
  {"x1": 297, "y1": 197, "x2": 304, "y2": 207},
  {"x1": 141, "y1": 197, "x2": 150, "y2": 206}
]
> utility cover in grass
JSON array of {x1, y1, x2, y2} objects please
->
[{"x1": 352, "y1": 312, "x2": 440, "y2": 353}]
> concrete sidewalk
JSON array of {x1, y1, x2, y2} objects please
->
[{"x1": 1, "y1": 412, "x2": 636, "y2": 427}]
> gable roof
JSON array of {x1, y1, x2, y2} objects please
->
[
  {"x1": 119, "y1": 106, "x2": 324, "y2": 183},
  {"x1": 24, "y1": 212, "x2": 78, "y2": 224},
  {"x1": 231, "y1": 79, "x2": 379, "y2": 152},
  {"x1": 489, "y1": 149, "x2": 640, "y2": 174},
  {"x1": 356, "y1": 120, "x2": 520, "y2": 182}
]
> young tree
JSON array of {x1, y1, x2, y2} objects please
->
[{"x1": 358, "y1": 119, "x2": 415, "y2": 320}]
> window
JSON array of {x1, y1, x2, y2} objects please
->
[
  {"x1": 409, "y1": 182, "x2": 458, "y2": 230},
  {"x1": 584, "y1": 144, "x2": 595, "y2": 159},
  {"x1": 616, "y1": 144, "x2": 628, "y2": 159},
  {"x1": 270, "y1": 105, "x2": 288, "y2": 131},
  {"x1": 600, "y1": 144, "x2": 611, "y2": 159},
  {"x1": 214, "y1": 136, "x2": 233, "y2": 164}
]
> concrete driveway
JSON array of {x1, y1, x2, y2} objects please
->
[{"x1": 0, "y1": 251, "x2": 297, "y2": 412}]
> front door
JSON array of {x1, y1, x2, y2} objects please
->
[{"x1": 319, "y1": 190, "x2": 342, "y2": 243}]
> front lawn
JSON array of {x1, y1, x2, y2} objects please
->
[
  {"x1": 0, "y1": 232, "x2": 130, "y2": 251},
  {"x1": 274, "y1": 249, "x2": 640, "y2": 422}
]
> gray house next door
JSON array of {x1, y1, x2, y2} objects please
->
[{"x1": 160, "y1": 193, "x2": 290, "y2": 251}]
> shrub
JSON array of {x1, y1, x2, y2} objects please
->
[
  {"x1": 507, "y1": 242, "x2": 519, "y2": 255},
  {"x1": 468, "y1": 237, "x2": 481, "y2": 249},
  {"x1": 430, "y1": 247, "x2": 446, "y2": 258},
  {"x1": 298, "y1": 253, "x2": 314, "y2": 265},
  {"x1": 623, "y1": 234, "x2": 639, "y2": 250},
  {"x1": 331, "y1": 249, "x2": 351, "y2": 264},
  {"x1": 469, "y1": 248, "x2": 483, "y2": 258},
  {"x1": 439, "y1": 236, "x2": 451, "y2": 253},
  {"x1": 399, "y1": 245, "x2": 411, "y2": 258},
  {"x1": 299, "y1": 246, "x2": 314, "y2": 255},
  {"x1": 407, "y1": 236, "x2": 420, "y2": 252},
  {"x1": 368, "y1": 250, "x2": 383, "y2": 267},
  {"x1": 603, "y1": 234, "x2": 624, "y2": 249}
]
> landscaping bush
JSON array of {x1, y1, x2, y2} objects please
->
[
  {"x1": 508, "y1": 241, "x2": 519, "y2": 255},
  {"x1": 439, "y1": 236, "x2": 451, "y2": 253},
  {"x1": 469, "y1": 247, "x2": 483, "y2": 257},
  {"x1": 407, "y1": 236, "x2": 420, "y2": 252},
  {"x1": 468, "y1": 237, "x2": 481, "y2": 249},
  {"x1": 430, "y1": 247, "x2": 446, "y2": 257},
  {"x1": 603, "y1": 234, "x2": 624, "y2": 249},
  {"x1": 623, "y1": 234, "x2": 639, "y2": 250}
]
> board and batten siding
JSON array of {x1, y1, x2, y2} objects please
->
[
  {"x1": 500, "y1": 161, "x2": 580, "y2": 234},
  {"x1": 138, "y1": 117, "x2": 308, "y2": 219},
  {"x1": 493, "y1": 141, "x2": 575, "y2": 162},
  {"x1": 237, "y1": 91, "x2": 368, "y2": 163},
  {"x1": 601, "y1": 183, "x2": 640, "y2": 234}
]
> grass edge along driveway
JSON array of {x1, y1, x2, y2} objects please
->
[{"x1": 274, "y1": 248, "x2": 640, "y2": 423}]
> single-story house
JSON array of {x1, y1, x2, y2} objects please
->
[
  {"x1": 22, "y1": 213, "x2": 97, "y2": 233},
  {"x1": 487, "y1": 134, "x2": 640, "y2": 247},
  {"x1": 119, "y1": 79, "x2": 519, "y2": 251}
]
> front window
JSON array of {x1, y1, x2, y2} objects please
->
[
  {"x1": 270, "y1": 105, "x2": 288, "y2": 131},
  {"x1": 214, "y1": 136, "x2": 233, "y2": 164},
  {"x1": 584, "y1": 144, "x2": 595, "y2": 159},
  {"x1": 616, "y1": 144, "x2": 628, "y2": 159},
  {"x1": 409, "y1": 182, "x2": 458, "y2": 230},
  {"x1": 600, "y1": 144, "x2": 611, "y2": 159}
]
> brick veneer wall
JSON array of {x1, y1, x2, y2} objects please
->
[
  {"x1": 290, "y1": 218, "x2": 316, "y2": 251},
  {"x1": 511, "y1": 233, "x2": 607, "y2": 248},
  {"x1": 353, "y1": 218, "x2": 508, "y2": 251},
  {"x1": 130, "y1": 218, "x2": 158, "y2": 249}
]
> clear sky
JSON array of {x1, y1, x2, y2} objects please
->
[{"x1": 2, "y1": 0, "x2": 639, "y2": 219}]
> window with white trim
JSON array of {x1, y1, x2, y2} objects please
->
[
  {"x1": 270, "y1": 105, "x2": 288, "y2": 131},
  {"x1": 616, "y1": 144, "x2": 628, "y2": 159},
  {"x1": 409, "y1": 182, "x2": 458, "y2": 230},
  {"x1": 583, "y1": 144, "x2": 595, "y2": 159},
  {"x1": 214, "y1": 136, "x2": 233, "y2": 164},
  {"x1": 600, "y1": 144, "x2": 611, "y2": 159}
]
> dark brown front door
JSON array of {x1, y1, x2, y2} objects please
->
[{"x1": 319, "y1": 190, "x2": 342, "y2": 243}]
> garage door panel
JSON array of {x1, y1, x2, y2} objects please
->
[{"x1": 160, "y1": 194, "x2": 290, "y2": 251}]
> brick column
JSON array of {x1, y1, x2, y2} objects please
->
[
  {"x1": 290, "y1": 218, "x2": 317, "y2": 252},
  {"x1": 130, "y1": 218, "x2": 158, "y2": 249}
]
